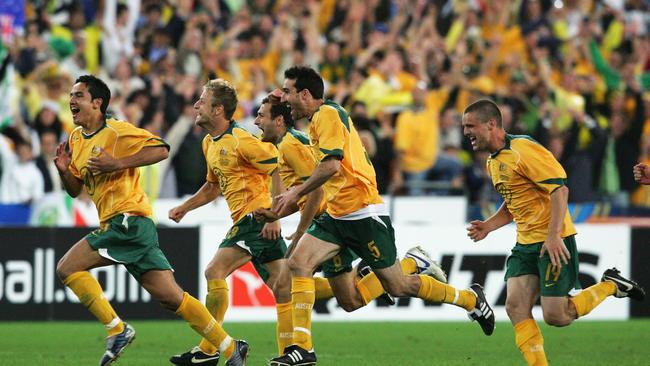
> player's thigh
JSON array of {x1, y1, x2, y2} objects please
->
[
  {"x1": 505, "y1": 275, "x2": 540, "y2": 324},
  {"x1": 205, "y1": 246, "x2": 252, "y2": 279},
  {"x1": 288, "y1": 233, "x2": 342, "y2": 276},
  {"x1": 140, "y1": 269, "x2": 184, "y2": 307},
  {"x1": 56, "y1": 237, "x2": 113, "y2": 279}
]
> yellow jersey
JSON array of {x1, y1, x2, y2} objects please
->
[
  {"x1": 487, "y1": 135, "x2": 576, "y2": 244},
  {"x1": 202, "y1": 122, "x2": 278, "y2": 223},
  {"x1": 68, "y1": 118, "x2": 169, "y2": 224},
  {"x1": 308, "y1": 100, "x2": 383, "y2": 217},
  {"x1": 394, "y1": 107, "x2": 439, "y2": 173},
  {"x1": 277, "y1": 128, "x2": 327, "y2": 214}
]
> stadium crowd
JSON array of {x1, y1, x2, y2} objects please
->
[{"x1": 1, "y1": 0, "x2": 650, "y2": 214}]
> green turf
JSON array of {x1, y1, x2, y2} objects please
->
[{"x1": 1, "y1": 320, "x2": 649, "y2": 365}]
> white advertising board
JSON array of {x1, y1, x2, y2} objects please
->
[{"x1": 198, "y1": 222, "x2": 630, "y2": 322}]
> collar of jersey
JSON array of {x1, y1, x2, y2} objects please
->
[
  {"x1": 211, "y1": 121, "x2": 237, "y2": 141},
  {"x1": 490, "y1": 134, "x2": 512, "y2": 158},
  {"x1": 81, "y1": 119, "x2": 107, "y2": 139}
]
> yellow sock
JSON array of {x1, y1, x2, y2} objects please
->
[
  {"x1": 64, "y1": 272, "x2": 124, "y2": 336},
  {"x1": 514, "y1": 319, "x2": 548, "y2": 366},
  {"x1": 314, "y1": 277, "x2": 333, "y2": 300},
  {"x1": 356, "y1": 273, "x2": 386, "y2": 305},
  {"x1": 198, "y1": 279, "x2": 229, "y2": 354},
  {"x1": 570, "y1": 281, "x2": 617, "y2": 318},
  {"x1": 400, "y1": 257, "x2": 417, "y2": 274},
  {"x1": 291, "y1": 277, "x2": 315, "y2": 350},
  {"x1": 416, "y1": 275, "x2": 476, "y2": 311},
  {"x1": 175, "y1": 292, "x2": 235, "y2": 358},
  {"x1": 276, "y1": 302, "x2": 293, "y2": 355}
]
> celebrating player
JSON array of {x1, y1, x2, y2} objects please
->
[
  {"x1": 463, "y1": 99, "x2": 646, "y2": 366},
  {"x1": 268, "y1": 66, "x2": 495, "y2": 366},
  {"x1": 167, "y1": 79, "x2": 288, "y2": 365},
  {"x1": 253, "y1": 96, "x2": 446, "y2": 320},
  {"x1": 54, "y1": 75, "x2": 248, "y2": 366}
]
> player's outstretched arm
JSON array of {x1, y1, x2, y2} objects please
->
[
  {"x1": 54, "y1": 142, "x2": 83, "y2": 197},
  {"x1": 169, "y1": 181, "x2": 221, "y2": 223},
  {"x1": 467, "y1": 201, "x2": 513, "y2": 242},
  {"x1": 87, "y1": 145, "x2": 169, "y2": 174}
]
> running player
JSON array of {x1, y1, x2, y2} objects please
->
[
  {"x1": 168, "y1": 79, "x2": 289, "y2": 366},
  {"x1": 54, "y1": 75, "x2": 248, "y2": 366},
  {"x1": 269, "y1": 66, "x2": 494, "y2": 366},
  {"x1": 252, "y1": 97, "x2": 446, "y2": 318},
  {"x1": 463, "y1": 99, "x2": 645, "y2": 366}
]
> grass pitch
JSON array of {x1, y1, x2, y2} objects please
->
[{"x1": 1, "y1": 320, "x2": 649, "y2": 365}]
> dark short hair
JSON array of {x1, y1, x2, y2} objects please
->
[
  {"x1": 284, "y1": 66, "x2": 324, "y2": 99},
  {"x1": 463, "y1": 99, "x2": 502, "y2": 128},
  {"x1": 261, "y1": 97, "x2": 294, "y2": 128},
  {"x1": 75, "y1": 75, "x2": 111, "y2": 114}
]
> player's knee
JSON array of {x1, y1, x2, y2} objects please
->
[
  {"x1": 542, "y1": 311, "x2": 572, "y2": 327},
  {"x1": 204, "y1": 266, "x2": 226, "y2": 281},
  {"x1": 55, "y1": 258, "x2": 71, "y2": 281},
  {"x1": 287, "y1": 256, "x2": 310, "y2": 276},
  {"x1": 338, "y1": 298, "x2": 362, "y2": 312}
]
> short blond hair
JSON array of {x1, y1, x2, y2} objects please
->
[{"x1": 204, "y1": 79, "x2": 238, "y2": 120}]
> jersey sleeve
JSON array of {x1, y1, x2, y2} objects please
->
[
  {"x1": 201, "y1": 135, "x2": 218, "y2": 184},
  {"x1": 282, "y1": 141, "x2": 317, "y2": 180},
  {"x1": 238, "y1": 131, "x2": 278, "y2": 175},
  {"x1": 515, "y1": 139, "x2": 567, "y2": 193},
  {"x1": 314, "y1": 107, "x2": 346, "y2": 160},
  {"x1": 116, "y1": 122, "x2": 170, "y2": 158}
]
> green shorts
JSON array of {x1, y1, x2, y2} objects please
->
[
  {"x1": 307, "y1": 213, "x2": 397, "y2": 271},
  {"x1": 504, "y1": 235, "x2": 581, "y2": 297},
  {"x1": 220, "y1": 214, "x2": 287, "y2": 282},
  {"x1": 86, "y1": 214, "x2": 172, "y2": 281},
  {"x1": 321, "y1": 248, "x2": 358, "y2": 278}
]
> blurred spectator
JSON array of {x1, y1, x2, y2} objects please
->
[
  {"x1": 0, "y1": 0, "x2": 648, "y2": 214},
  {"x1": 0, "y1": 137, "x2": 44, "y2": 204},
  {"x1": 34, "y1": 129, "x2": 62, "y2": 193},
  {"x1": 394, "y1": 83, "x2": 463, "y2": 195}
]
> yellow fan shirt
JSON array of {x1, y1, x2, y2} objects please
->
[
  {"x1": 68, "y1": 118, "x2": 169, "y2": 225},
  {"x1": 277, "y1": 128, "x2": 327, "y2": 214},
  {"x1": 486, "y1": 135, "x2": 576, "y2": 244},
  {"x1": 202, "y1": 122, "x2": 278, "y2": 223},
  {"x1": 308, "y1": 101, "x2": 383, "y2": 217}
]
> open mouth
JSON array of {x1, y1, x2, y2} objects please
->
[{"x1": 70, "y1": 106, "x2": 80, "y2": 116}]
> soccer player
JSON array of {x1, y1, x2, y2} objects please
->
[
  {"x1": 167, "y1": 79, "x2": 289, "y2": 365},
  {"x1": 54, "y1": 75, "x2": 248, "y2": 366},
  {"x1": 633, "y1": 163, "x2": 650, "y2": 185},
  {"x1": 269, "y1": 66, "x2": 495, "y2": 366},
  {"x1": 463, "y1": 99, "x2": 646, "y2": 366},
  {"x1": 253, "y1": 97, "x2": 446, "y2": 319}
]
